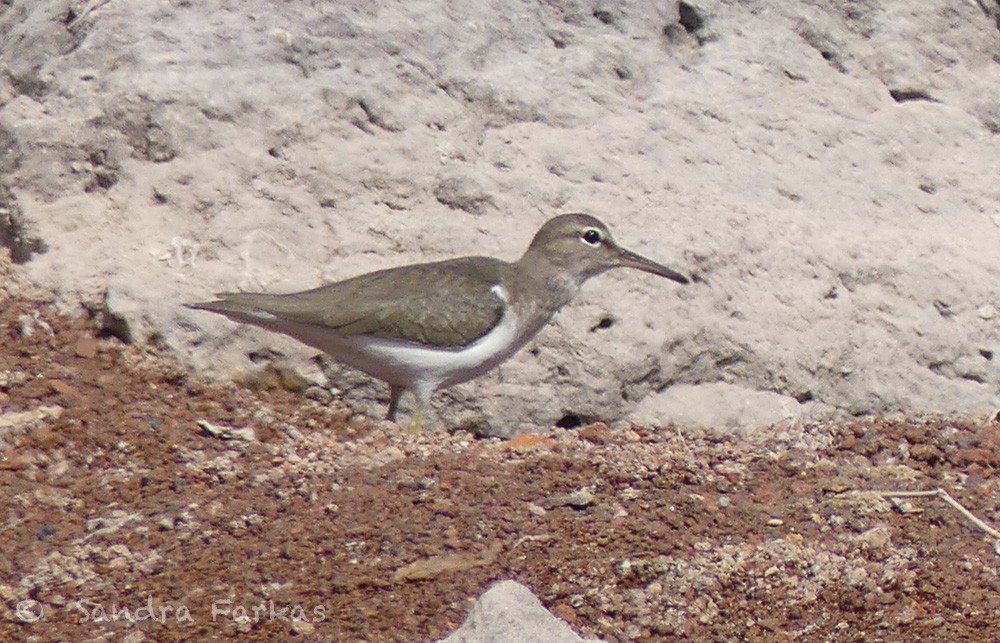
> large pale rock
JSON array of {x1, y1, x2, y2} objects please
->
[
  {"x1": 631, "y1": 382, "x2": 810, "y2": 432},
  {"x1": 1, "y1": 0, "x2": 998, "y2": 434},
  {"x1": 440, "y1": 581, "x2": 602, "y2": 643}
]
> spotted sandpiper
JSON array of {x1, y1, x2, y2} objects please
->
[{"x1": 188, "y1": 213, "x2": 689, "y2": 427}]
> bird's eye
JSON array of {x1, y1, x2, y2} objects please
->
[{"x1": 581, "y1": 228, "x2": 602, "y2": 246}]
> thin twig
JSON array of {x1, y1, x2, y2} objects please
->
[{"x1": 853, "y1": 487, "x2": 1000, "y2": 545}]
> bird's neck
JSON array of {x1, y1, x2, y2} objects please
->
[{"x1": 508, "y1": 253, "x2": 585, "y2": 318}]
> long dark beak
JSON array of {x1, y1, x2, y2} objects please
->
[{"x1": 614, "y1": 245, "x2": 690, "y2": 285}]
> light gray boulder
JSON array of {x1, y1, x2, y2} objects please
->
[{"x1": 440, "y1": 581, "x2": 602, "y2": 643}]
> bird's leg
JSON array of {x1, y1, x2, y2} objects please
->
[
  {"x1": 386, "y1": 385, "x2": 403, "y2": 422},
  {"x1": 406, "y1": 389, "x2": 434, "y2": 433},
  {"x1": 406, "y1": 405, "x2": 424, "y2": 434}
]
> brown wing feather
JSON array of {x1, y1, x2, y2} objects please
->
[{"x1": 198, "y1": 257, "x2": 508, "y2": 348}]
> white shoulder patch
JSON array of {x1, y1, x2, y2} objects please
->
[{"x1": 490, "y1": 283, "x2": 510, "y2": 304}]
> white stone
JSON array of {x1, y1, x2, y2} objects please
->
[
  {"x1": 440, "y1": 581, "x2": 602, "y2": 643},
  {"x1": 630, "y1": 383, "x2": 805, "y2": 432}
]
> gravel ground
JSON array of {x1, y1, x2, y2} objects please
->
[{"x1": 2, "y1": 256, "x2": 999, "y2": 642}]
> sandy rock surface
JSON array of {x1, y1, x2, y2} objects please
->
[{"x1": 2, "y1": 0, "x2": 1000, "y2": 435}]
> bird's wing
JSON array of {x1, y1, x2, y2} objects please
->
[{"x1": 194, "y1": 257, "x2": 508, "y2": 348}]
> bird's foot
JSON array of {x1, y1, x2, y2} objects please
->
[{"x1": 406, "y1": 407, "x2": 424, "y2": 434}]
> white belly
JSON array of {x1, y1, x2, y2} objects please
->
[{"x1": 266, "y1": 309, "x2": 528, "y2": 401}]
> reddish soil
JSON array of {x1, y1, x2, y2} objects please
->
[{"x1": 2, "y1": 256, "x2": 999, "y2": 642}]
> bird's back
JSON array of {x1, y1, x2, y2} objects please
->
[{"x1": 189, "y1": 256, "x2": 511, "y2": 348}]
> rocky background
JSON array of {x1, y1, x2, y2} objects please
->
[
  {"x1": 2, "y1": 1, "x2": 999, "y2": 429},
  {"x1": 3, "y1": 2, "x2": 1000, "y2": 641}
]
